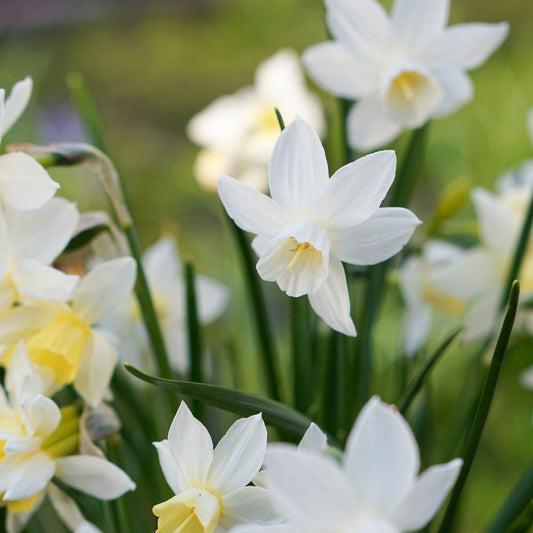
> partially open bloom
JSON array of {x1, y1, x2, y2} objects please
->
[
  {"x1": 0, "y1": 258, "x2": 137, "y2": 405},
  {"x1": 232, "y1": 397, "x2": 462, "y2": 533},
  {"x1": 0, "y1": 344, "x2": 135, "y2": 532},
  {"x1": 303, "y1": 0, "x2": 508, "y2": 150},
  {"x1": 218, "y1": 117, "x2": 420, "y2": 335},
  {"x1": 108, "y1": 236, "x2": 229, "y2": 374},
  {"x1": 188, "y1": 49, "x2": 325, "y2": 191},
  {"x1": 153, "y1": 402, "x2": 275, "y2": 533}
]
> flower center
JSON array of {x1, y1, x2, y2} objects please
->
[
  {"x1": 42, "y1": 405, "x2": 80, "y2": 458},
  {"x1": 391, "y1": 71, "x2": 422, "y2": 102},
  {"x1": 286, "y1": 239, "x2": 320, "y2": 272},
  {"x1": 23, "y1": 313, "x2": 91, "y2": 384}
]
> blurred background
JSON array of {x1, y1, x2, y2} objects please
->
[{"x1": 0, "y1": 0, "x2": 531, "y2": 530}]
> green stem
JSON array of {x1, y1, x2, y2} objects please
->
[
  {"x1": 226, "y1": 217, "x2": 281, "y2": 401},
  {"x1": 184, "y1": 261, "x2": 204, "y2": 419},
  {"x1": 399, "y1": 326, "x2": 463, "y2": 414},
  {"x1": 290, "y1": 297, "x2": 312, "y2": 412},
  {"x1": 437, "y1": 281, "x2": 520, "y2": 533},
  {"x1": 485, "y1": 462, "x2": 533, "y2": 533}
]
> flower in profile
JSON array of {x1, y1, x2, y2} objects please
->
[
  {"x1": 153, "y1": 401, "x2": 275, "y2": 533},
  {"x1": 303, "y1": 0, "x2": 509, "y2": 150},
  {"x1": 0, "y1": 257, "x2": 137, "y2": 406},
  {"x1": 0, "y1": 344, "x2": 135, "y2": 532},
  {"x1": 232, "y1": 397, "x2": 462, "y2": 533},
  {"x1": 188, "y1": 48, "x2": 325, "y2": 191},
  {"x1": 397, "y1": 241, "x2": 464, "y2": 355},
  {"x1": 0, "y1": 77, "x2": 33, "y2": 144},
  {"x1": 431, "y1": 186, "x2": 533, "y2": 342},
  {"x1": 218, "y1": 117, "x2": 420, "y2": 335},
  {"x1": 108, "y1": 236, "x2": 229, "y2": 374}
]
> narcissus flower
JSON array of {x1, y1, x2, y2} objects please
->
[
  {"x1": 153, "y1": 402, "x2": 275, "y2": 533},
  {"x1": 218, "y1": 117, "x2": 420, "y2": 335},
  {"x1": 0, "y1": 344, "x2": 135, "y2": 532},
  {"x1": 108, "y1": 236, "x2": 229, "y2": 374},
  {"x1": 0, "y1": 258, "x2": 137, "y2": 405},
  {"x1": 188, "y1": 49, "x2": 325, "y2": 191},
  {"x1": 303, "y1": 0, "x2": 509, "y2": 150},
  {"x1": 232, "y1": 397, "x2": 462, "y2": 533}
]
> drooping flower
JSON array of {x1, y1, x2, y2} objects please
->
[
  {"x1": 231, "y1": 397, "x2": 462, "y2": 533},
  {"x1": 302, "y1": 0, "x2": 509, "y2": 150},
  {"x1": 397, "y1": 240, "x2": 464, "y2": 355},
  {"x1": 0, "y1": 197, "x2": 80, "y2": 314},
  {"x1": 188, "y1": 49, "x2": 325, "y2": 191},
  {"x1": 218, "y1": 117, "x2": 420, "y2": 335},
  {"x1": 0, "y1": 257, "x2": 137, "y2": 405},
  {"x1": 152, "y1": 401, "x2": 276, "y2": 533},
  {"x1": 107, "y1": 236, "x2": 229, "y2": 374},
  {"x1": 0, "y1": 344, "x2": 135, "y2": 532},
  {"x1": 431, "y1": 186, "x2": 533, "y2": 342}
]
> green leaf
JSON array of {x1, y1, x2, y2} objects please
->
[
  {"x1": 124, "y1": 364, "x2": 315, "y2": 439},
  {"x1": 485, "y1": 462, "x2": 533, "y2": 533},
  {"x1": 437, "y1": 281, "x2": 520, "y2": 532},
  {"x1": 399, "y1": 326, "x2": 463, "y2": 414}
]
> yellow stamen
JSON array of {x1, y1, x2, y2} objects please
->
[
  {"x1": 395, "y1": 72, "x2": 415, "y2": 101},
  {"x1": 287, "y1": 242, "x2": 311, "y2": 272}
]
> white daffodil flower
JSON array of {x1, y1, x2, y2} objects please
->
[
  {"x1": 0, "y1": 257, "x2": 137, "y2": 406},
  {"x1": 302, "y1": 0, "x2": 509, "y2": 151},
  {"x1": 231, "y1": 397, "x2": 462, "y2": 533},
  {"x1": 0, "y1": 77, "x2": 33, "y2": 143},
  {"x1": 431, "y1": 187, "x2": 533, "y2": 342},
  {"x1": 0, "y1": 197, "x2": 80, "y2": 314},
  {"x1": 0, "y1": 345, "x2": 135, "y2": 533},
  {"x1": 218, "y1": 117, "x2": 420, "y2": 335},
  {"x1": 398, "y1": 241, "x2": 464, "y2": 355},
  {"x1": 108, "y1": 236, "x2": 229, "y2": 374},
  {"x1": 188, "y1": 49, "x2": 325, "y2": 192},
  {"x1": 152, "y1": 401, "x2": 276, "y2": 533}
]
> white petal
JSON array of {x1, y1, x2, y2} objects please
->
[
  {"x1": 14, "y1": 261, "x2": 78, "y2": 303},
  {"x1": 393, "y1": 459, "x2": 462, "y2": 530},
  {"x1": 428, "y1": 22, "x2": 509, "y2": 71},
  {"x1": 75, "y1": 523, "x2": 101, "y2": 533},
  {"x1": 391, "y1": 0, "x2": 449, "y2": 46},
  {"x1": 5, "y1": 197, "x2": 79, "y2": 264},
  {"x1": 0, "y1": 153, "x2": 59, "y2": 210},
  {"x1": 1, "y1": 77, "x2": 33, "y2": 137},
  {"x1": 5, "y1": 341, "x2": 43, "y2": 406},
  {"x1": 153, "y1": 439, "x2": 182, "y2": 494},
  {"x1": 208, "y1": 414, "x2": 267, "y2": 494},
  {"x1": 347, "y1": 97, "x2": 402, "y2": 151},
  {"x1": 297, "y1": 423, "x2": 328, "y2": 453},
  {"x1": 463, "y1": 290, "x2": 500, "y2": 343},
  {"x1": 27, "y1": 394, "x2": 61, "y2": 439},
  {"x1": 325, "y1": 1, "x2": 389, "y2": 60},
  {"x1": 143, "y1": 236, "x2": 180, "y2": 286},
  {"x1": 302, "y1": 42, "x2": 376, "y2": 99},
  {"x1": 344, "y1": 396, "x2": 420, "y2": 516},
  {"x1": 433, "y1": 70, "x2": 473, "y2": 117},
  {"x1": 319, "y1": 150, "x2": 396, "y2": 228},
  {"x1": 72, "y1": 257, "x2": 137, "y2": 324},
  {"x1": 74, "y1": 331, "x2": 117, "y2": 407},
  {"x1": 268, "y1": 117, "x2": 329, "y2": 212},
  {"x1": 257, "y1": 220, "x2": 331, "y2": 297},
  {"x1": 196, "y1": 275, "x2": 229, "y2": 324},
  {"x1": 472, "y1": 187, "x2": 520, "y2": 253},
  {"x1": 0, "y1": 452, "x2": 55, "y2": 501},
  {"x1": 217, "y1": 174, "x2": 287, "y2": 236},
  {"x1": 308, "y1": 255, "x2": 356, "y2": 336},
  {"x1": 2, "y1": 436, "x2": 41, "y2": 455},
  {"x1": 167, "y1": 401, "x2": 213, "y2": 489},
  {"x1": 220, "y1": 486, "x2": 277, "y2": 527},
  {"x1": 332, "y1": 208, "x2": 421, "y2": 266},
  {"x1": 55, "y1": 455, "x2": 135, "y2": 500},
  {"x1": 403, "y1": 306, "x2": 432, "y2": 356},
  {"x1": 265, "y1": 444, "x2": 356, "y2": 528},
  {"x1": 230, "y1": 525, "x2": 305, "y2": 533},
  {"x1": 48, "y1": 484, "x2": 93, "y2": 531}
]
